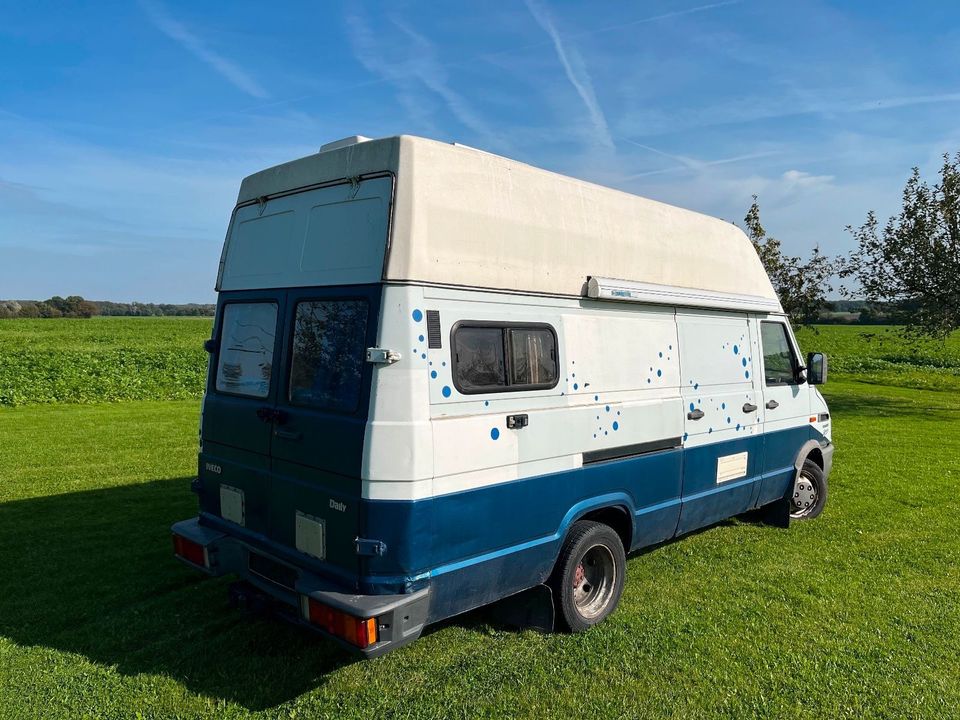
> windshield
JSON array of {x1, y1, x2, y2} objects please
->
[{"x1": 215, "y1": 302, "x2": 278, "y2": 398}]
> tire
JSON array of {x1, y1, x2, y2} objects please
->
[
  {"x1": 550, "y1": 520, "x2": 626, "y2": 632},
  {"x1": 790, "y1": 459, "x2": 828, "y2": 520}
]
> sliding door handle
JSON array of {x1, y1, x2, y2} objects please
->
[
  {"x1": 742, "y1": 403, "x2": 758, "y2": 413},
  {"x1": 687, "y1": 409, "x2": 705, "y2": 420},
  {"x1": 766, "y1": 400, "x2": 780, "y2": 410}
]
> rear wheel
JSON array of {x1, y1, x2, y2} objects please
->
[
  {"x1": 790, "y1": 459, "x2": 828, "y2": 520},
  {"x1": 550, "y1": 520, "x2": 626, "y2": 632}
]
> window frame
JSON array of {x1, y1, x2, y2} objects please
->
[
  {"x1": 213, "y1": 299, "x2": 280, "y2": 400},
  {"x1": 760, "y1": 320, "x2": 800, "y2": 387},
  {"x1": 285, "y1": 296, "x2": 371, "y2": 415},
  {"x1": 450, "y1": 320, "x2": 560, "y2": 395}
]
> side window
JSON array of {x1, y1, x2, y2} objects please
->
[
  {"x1": 508, "y1": 328, "x2": 557, "y2": 386},
  {"x1": 216, "y1": 302, "x2": 278, "y2": 398},
  {"x1": 760, "y1": 322, "x2": 797, "y2": 385},
  {"x1": 453, "y1": 327, "x2": 505, "y2": 391},
  {"x1": 288, "y1": 299, "x2": 368, "y2": 412},
  {"x1": 452, "y1": 324, "x2": 558, "y2": 393}
]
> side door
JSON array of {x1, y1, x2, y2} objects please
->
[
  {"x1": 676, "y1": 311, "x2": 763, "y2": 535},
  {"x1": 267, "y1": 285, "x2": 383, "y2": 580},
  {"x1": 199, "y1": 292, "x2": 286, "y2": 535},
  {"x1": 754, "y1": 318, "x2": 812, "y2": 506}
]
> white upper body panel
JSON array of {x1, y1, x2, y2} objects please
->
[{"x1": 224, "y1": 136, "x2": 781, "y2": 313}]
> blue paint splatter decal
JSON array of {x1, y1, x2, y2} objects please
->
[
  {"x1": 418, "y1": 334, "x2": 425, "y2": 342},
  {"x1": 412, "y1": 309, "x2": 423, "y2": 322},
  {"x1": 441, "y1": 385, "x2": 451, "y2": 398},
  {"x1": 612, "y1": 421, "x2": 619, "y2": 431},
  {"x1": 490, "y1": 427, "x2": 500, "y2": 440},
  {"x1": 431, "y1": 370, "x2": 438, "y2": 379}
]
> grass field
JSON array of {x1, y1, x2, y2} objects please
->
[
  {"x1": 0, "y1": 317, "x2": 211, "y2": 406},
  {"x1": 1, "y1": 320, "x2": 959, "y2": 718}
]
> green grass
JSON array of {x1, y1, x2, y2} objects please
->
[
  {"x1": 0, "y1": 318, "x2": 211, "y2": 406},
  {"x1": 1, "y1": 318, "x2": 956, "y2": 406},
  {"x1": 796, "y1": 325, "x2": 960, "y2": 391},
  {"x1": 1, "y1": 379, "x2": 958, "y2": 719}
]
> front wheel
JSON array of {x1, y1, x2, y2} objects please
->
[
  {"x1": 550, "y1": 520, "x2": 626, "y2": 632},
  {"x1": 790, "y1": 459, "x2": 828, "y2": 520}
]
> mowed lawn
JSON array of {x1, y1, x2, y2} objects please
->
[{"x1": 1, "y1": 377, "x2": 958, "y2": 719}]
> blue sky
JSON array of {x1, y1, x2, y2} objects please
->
[{"x1": 2, "y1": 1, "x2": 959, "y2": 302}]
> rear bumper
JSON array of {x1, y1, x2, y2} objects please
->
[{"x1": 171, "y1": 517, "x2": 429, "y2": 658}]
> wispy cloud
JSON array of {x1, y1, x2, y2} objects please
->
[
  {"x1": 524, "y1": 0, "x2": 614, "y2": 149},
  {"x1": 344, "y1": 10, "x2": 501, "y2": 148},
  {"x1": 619, "y1": 139, "x2": 780, "y2": 179},
  {"x1": 138, "y1": 0, "x2": 268, "y2": 99}
]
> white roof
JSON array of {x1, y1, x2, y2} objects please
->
[{"x1": 236, "y1": 136, "x2": 781, "y2": 311}]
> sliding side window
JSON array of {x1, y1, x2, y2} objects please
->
[{"x1": 452, "y1": 323, "x2": 558, "y2": 394}]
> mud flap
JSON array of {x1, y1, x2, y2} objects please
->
[
  {"x1": 759, "y1": 495, "x2": 791, "y2": 528},
  {"x1": 490, "y1": 584, "x2": 555, "y2": 633}
]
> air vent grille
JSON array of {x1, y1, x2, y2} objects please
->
[{"x1": 426, "y1": 310, "x2": 442, "y2": 348}]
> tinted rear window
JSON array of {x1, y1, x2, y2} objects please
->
[
  {"x1": 289, "y1": 300, "x2": 368, "y2": 412},
  {"x1": 216, "y1": 302, "x2": 278, "y2": 398}
]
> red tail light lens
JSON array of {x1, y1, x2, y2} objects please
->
[
  {"x1": 303, "y1": 597, "x2": 378, "y2": 649},
  {"x1": 173, "y1": 534, "x2": 208, "y2": 568}
]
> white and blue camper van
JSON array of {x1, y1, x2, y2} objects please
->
[{"x1": 172, "y1": 135, "x2": 833, "y2": 656}]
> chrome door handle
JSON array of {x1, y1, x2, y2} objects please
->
[
  {"x1": 687, "y1": 409, "x2": 705, "y2": 420},
  {"x1": 766, "y1": 400, "x2": 780, "y2": 410},
  {"x1": 742, "y1": 403, "x2": 758, "y2": 413}
]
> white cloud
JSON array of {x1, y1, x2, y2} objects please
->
[
  {"x1": 139, "y1": 0, "x2": 268, "y2": 99},
  {"x1": 524, "y1": 0, "x2": 614, "y2": 149}
]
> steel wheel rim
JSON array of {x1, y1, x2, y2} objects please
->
[
  {"x1": 572, "y1": 543, "x2": 616, "y2": 620},
  {"x1": 790, "y1": 472, "x2": 819, "y2": 518}
]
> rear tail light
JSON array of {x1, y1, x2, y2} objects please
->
[
  {"x1": 301, "y1": 596, "x2": 378, "y2": 649},
  {"x1": 173, "y1": 534, "x2": 208, "y2": 568}
]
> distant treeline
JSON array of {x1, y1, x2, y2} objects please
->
[
  {"x1": 819, "y1": 300, "x2": 920, "y2": 325},
  {"x1": 0, "y1": 296, "x2": 215, "y2": 318},
  {"x1": 0, "y1": 295, "x2": 919, "y2": 323}
]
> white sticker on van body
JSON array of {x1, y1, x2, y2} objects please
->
[
  {"x1": 295, "y1": 511, "x2": 326, "y2": 560},
  {"x1": 716, "y1": 452, "x2": 749, "y2": 483},
  {"x1": 220, "y1": 485, "x2": 245, "y2": 526}
]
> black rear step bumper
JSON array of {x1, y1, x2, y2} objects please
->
[{"x1": 171, "y1": 517, "x2": 430, "y2": 658}]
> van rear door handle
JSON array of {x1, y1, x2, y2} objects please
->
[
  {"x1": 687, "y1": 409, "x2": 705, "y2": 420},
  {"x1": 766, "y1": 400, "x2": 780, "y2": 410},
  {"x1": 742, "y1": 403, "x2": 758, "y2": 413},
  {"x1": 274, "y1": 428, "x2": 302, "y2": 440}
]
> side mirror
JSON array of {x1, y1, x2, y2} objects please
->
[
  {"x1": 204, "y1": 338, "x2": 218, "y2": 353},
  {"x1": 806, "y1": 352, "x2": 828, "y2": 385}
]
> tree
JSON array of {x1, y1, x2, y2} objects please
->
[
  {"x1": 842, "y1": 153, "x2": 960, "y2": 338},
  {"x1": 743, "y1": 196, "x2": 836, "y2": 327}
]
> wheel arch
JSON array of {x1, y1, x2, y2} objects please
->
[
  {"x1": 558, "y1": 493, "x2": 635, "y2": 554},
  {"x1": 794, "y1": 439, "x2": 824, "y2": 472}
]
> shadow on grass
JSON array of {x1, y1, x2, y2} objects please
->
[{"x1": 0, "y1": 478, "x2": 356, "y2": 710}]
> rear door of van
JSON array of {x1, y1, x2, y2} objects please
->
[
  {"x1": 200, "y1": 292, "x2": 285, "y2": 537},
  {"x1": 267, "y1": 285, "x2": 382, "y2": 584}
]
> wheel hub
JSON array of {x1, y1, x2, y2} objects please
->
[
  {"x1": 791, "y1": 474, "x2": 818, "y2": 517},
  {"x1": 572, "y1": 544, "x2": 616, "y2": 620}
]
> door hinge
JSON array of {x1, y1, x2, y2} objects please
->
[
  {"x1": 355, "y1": 537, "x2": 388, "y2": 556},
  {"x1": 366, "y1": 348, "x2": 402, "y2": 365}
]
